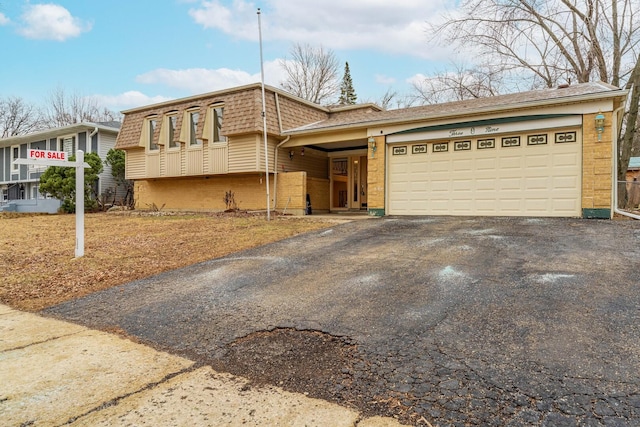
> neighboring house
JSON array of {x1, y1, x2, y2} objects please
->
[
  {"x1": 116, "y1": 81, "x2": 627, "y2": 219},
  {"x1": 626, "y1": 157, "x2": 640, "y2": 209},
  {"x1": 0, "y1": 122, "x2": 121, "y2": 213}
]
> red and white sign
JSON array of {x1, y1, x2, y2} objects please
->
[{"x1": 28, "y1": 149, "x2": 67, "y2": 161}]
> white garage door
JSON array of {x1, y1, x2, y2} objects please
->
[{"x1": 388, "y1": 132, "x2": 582, "y2": 217}]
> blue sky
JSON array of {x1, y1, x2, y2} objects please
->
[{"x1": 0, "y1": 0, "x2": 456, "y2": 112}]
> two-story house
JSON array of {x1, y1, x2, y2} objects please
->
[{"x1": 0, "y1": 121, "x2": 121, "y2": 213}]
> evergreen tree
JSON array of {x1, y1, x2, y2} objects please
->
[
  {"x1": 39, "y1": 152, "x2": 103, "y2": 213},
  {"x1": 338, "y1": 62, "x2": 357, "y2": 105}
]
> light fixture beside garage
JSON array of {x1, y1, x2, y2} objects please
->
[
  {"x1": 595, "y1": 112, "x2": 605, "y2": 141},
  {"x1": 368, "y1": 136, "x2": 377, "y2": 158}
]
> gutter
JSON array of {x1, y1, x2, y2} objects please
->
[{"x1": 612, "y1": 105, "x2": 640, "y2": 220}]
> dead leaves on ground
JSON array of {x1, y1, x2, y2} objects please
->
[{"x1": 0, "y1": 212, "x2": 334, "y2": 311}]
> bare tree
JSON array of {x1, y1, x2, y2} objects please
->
[
  {"x1": 0, "y1": 96, "x2": 42, "y2": 137},
  {"x1": 429, "y1": 0, "x2": 640, "y2": 206},
  {"x1": 410, "y1": 63, "x2": 504, "y2": 105},
  {"x1": 40, "y1": 87, "x2": 119, "y2": 128},
  {"x1": 280, "y1": 43, "x2": 340, "y2": 105},
  {"x1": 369, "y1": 88, "x2": 416, "y2": 110}
]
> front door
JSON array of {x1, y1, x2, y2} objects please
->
[
  {"x1": 331, "y1": 155, "x2": 368, "y2": 211},
  {"x1": 349, "y1": 156, "x2": 368, "y2": 210}
]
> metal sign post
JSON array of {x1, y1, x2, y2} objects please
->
[{"x1": 14, "y1": 150, "x2": 91, "y2": 258}]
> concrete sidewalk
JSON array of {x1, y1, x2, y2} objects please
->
[{"x1": 0, "y1": 305, "x2": 406, "y2": 426}]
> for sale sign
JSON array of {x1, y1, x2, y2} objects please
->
[{"x1": 28, "y1": 149, "x2": 67, "y2": 161}]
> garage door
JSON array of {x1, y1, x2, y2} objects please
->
[{"x1": 388, "y1": 132, "x2": 582, "y2": 217}]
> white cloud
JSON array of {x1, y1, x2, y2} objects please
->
[
  {"x1": 93, "y1": 91, "x2": 173, "y2": 111},
  {"x1": 406, "y1": 73, "x2": 428, "y2": 86},
  {"x1": 376, "y1": 74, "x2": 396, "y2": 85},
  {"x1": 0, "y1": 13, "x2": 10, "y2": 25},
  {"x1": 188, "y1": 0, "x2": 455, "y2": 59},
  {"x1": 135, "y1": 60, "x2": 288, "y2": 94},
  {"x1": 18, "y1": 4, "x2": 91, "y2": 41}
]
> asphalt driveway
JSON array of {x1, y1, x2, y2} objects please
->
[{"x1": 45, "y1": 216, "x2": 640, "y2": 426}]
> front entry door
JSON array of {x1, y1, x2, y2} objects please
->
[{"x1": 349, "y1": 156, "x2": 368, "y2": 210}]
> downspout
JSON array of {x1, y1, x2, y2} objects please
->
[
  {"x1": 272, "y1": 93, "x2": 286, "y2": 210},
  {"x1": 612, "y1": 106, "x2": 640, "y2": 219},
  {"x1": 89, "y1": 127, "x2": 99, "y2": 138}
]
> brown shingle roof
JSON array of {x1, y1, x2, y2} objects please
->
[
  {"x1": 284, "y1": 81, "x2": 626, "y2": 134},
  {"x1": 115, "y1": 84, "x2": 328, "y2": 150}
]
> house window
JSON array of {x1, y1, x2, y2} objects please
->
[
  {"x1": 11, "y1": 146, "x2": 19, "y2": 171},
  {"x1": 168, "y1": 114, "x2": 179, "y2": 148},
  {"x1": 189, "y1": 110, "x2": 200, "y2": 145},
  {"x1": 148, "y1": 118, "x2": 159, "y2": 151},
  {"x1": 211, "y1": 104, "x2": 226, "y2": 142},
  {"x1": 59, "y1": 135, "x2": 76, "y2": 157}
]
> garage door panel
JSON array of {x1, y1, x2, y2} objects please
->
[
  {"x1": 553, "y1": 175, "x2": 579, "y2": 190},
  {"x1": 453, "y1": 159, "x2": 473, "y2": 171},
  {"x1": 388, "y1": 134, "x2": 581, "y2": 217},
  {"x1": 525, "y1": 176, "x2": 550, "y2": 190},
  {"x1": 526, "y1": 154, "x2": 551, "y2": 168},
  {"x1": 500, "y1": 156, "x2": 524, "y2": 169},
  {"x1": 430, "y1": 159, "x2": 451, "y2": 172},
  {"x1": 553, "y1": 152, "x2": 580, "y2": 167},
  {"x1": 499, "y1": 178, "x2": 524, "y2": 190},
  {"x1": 476, "y1": 158, "x2": 497, "y2": 170}
]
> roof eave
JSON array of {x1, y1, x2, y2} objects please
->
[
  {"x1": 120, "y1": 83, "x2": 331, "y2": 114},
  {"x1": 0, "y1": 122, "x2": 120, "y2": 146}
]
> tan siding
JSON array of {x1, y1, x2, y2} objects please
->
[
  {"x1": 277, "y1": 147, "x2": 328, "y2": 179},
  {"x1": 229, "y1": 135, "x2": 259, "y2": 172},
  {"x1": 146, "y1": 152, "x2": 160, "y2": 177},
  {"x1": 166, "y1": 150, "x2": 181, "y2": 176},
  {"x1": 185, "y1": 147, "x2": 204, "y2": 175},
  {"x1": 159, "y1": 146, "x2": 166, "y2": 176},
  {"x1": 202, "y1": 138, "x2": 209, "y2": 172},
  {"x1": 258, "y1": 136, "x2": 280, "y2": 172},
  {"x1": 125, "y1": 149, "x2": 146, "y2": 179},
  {"x1": 208, "y1": 142, "x2": 229, "y2": 174}
]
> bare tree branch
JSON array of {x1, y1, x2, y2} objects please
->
[
  {"x1": 0, "y1": 96, "x2": 42, "y2": 137},
  {"x1": 40, "y1": 87, "x2": 119, "y2": 128},
  {"x1": 280, "y1": 43, "x2": 340, "y2": 105}
]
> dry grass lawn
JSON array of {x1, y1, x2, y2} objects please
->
[{"x1": 0, "y1": 211, "x2": 336, "y2": 311}]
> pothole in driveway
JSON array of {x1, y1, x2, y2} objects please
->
[{"x1": 218, "y1": 328, "x2": 360, "y2": 400}]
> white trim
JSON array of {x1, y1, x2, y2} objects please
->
[
  {"x1": 11, "y1": 145, "x2": 20, "y2": 172},
  {"x1": 387, "y1": 116, "x2": 583, "y2": 144}
]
